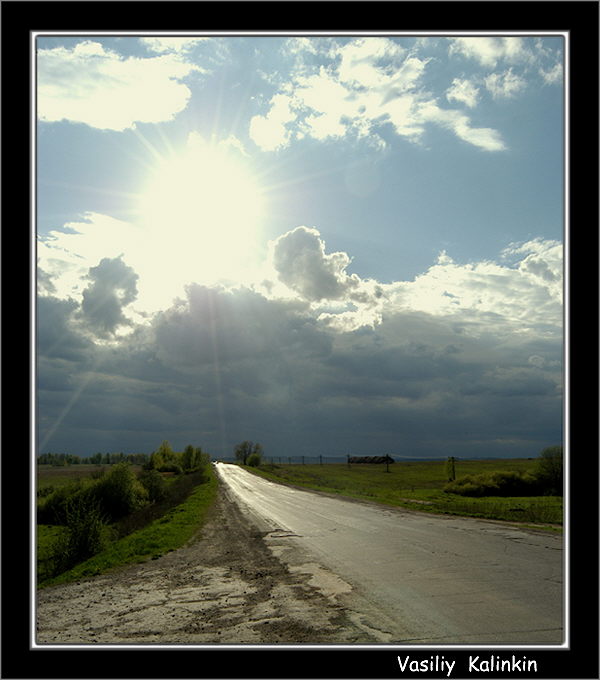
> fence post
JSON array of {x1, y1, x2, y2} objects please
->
[{"x1": 347, "y1": 455, "x2": 350, "y2": 469}]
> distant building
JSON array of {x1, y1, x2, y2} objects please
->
[{"x1": 348, "y1": 455, "x2": 394, "y2": 464}]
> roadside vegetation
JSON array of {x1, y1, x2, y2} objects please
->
[
  {"x1": 37, "y1": 442, "x2": 217, "y2": 588},
  {"x1": 242, "y1": 447, "x2": 563, "y2": 529},
  {"x1": 234, "y1": 440, "x2": 264, "y2": 467}
]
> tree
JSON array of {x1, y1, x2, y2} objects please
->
[
  {"x1": 234, "y1": 441, "x2": 263, "y2": 465},
  {"x1": 182, "y1": 444, "x2": 195, "y2": 472},
  {"x1": 534, "y1": 446, "x2": 563, "y2": 496},
  {"x1": 193, "y1": 446, "x2": 208, "y2": 470},
  {"x1": 148, "y1": 440, "x2": 176, "y2": 471}
]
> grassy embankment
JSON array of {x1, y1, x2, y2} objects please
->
[
  {"x1": 37, "y1": 463, "x2": 218, "y2": 588},
  {"x1": 245, "y1": 459, "x2": 562, "y2": 529}
]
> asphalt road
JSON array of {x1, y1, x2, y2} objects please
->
[{"x1": 215, "y1": 462, "x2": 564, "y2": 645}]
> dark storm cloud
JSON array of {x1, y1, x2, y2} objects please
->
[
  {"x1": 37, "y1": 296, "x2": 93, "y2": 361},
  {"x1": 152, "y1": 284, "x2": 332, "y2": 370},
  {"x1": 79, "y1": 256, "x2": 138, "y2": 337},
  {"x1": 37, "y1": 274, "x2": 562, "y2": 459}
]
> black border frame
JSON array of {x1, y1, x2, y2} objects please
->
[{"x1": 2, "y1": 2, "x2": 598, "y2": 678}]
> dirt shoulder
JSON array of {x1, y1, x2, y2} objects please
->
[{"x1": 36, "y1": 485, "x2": 378, "y2": 645}]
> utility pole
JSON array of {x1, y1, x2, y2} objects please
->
[{"x1": 447, "y1": 456, "x2": 456, "y2": 481}]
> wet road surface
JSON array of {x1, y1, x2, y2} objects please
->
[{"x1": 216, "y1": 463, "x2": 564, "y2": 645}]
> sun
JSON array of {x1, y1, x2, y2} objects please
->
[{"x1": 135, "y1": 133, "x2": 265, "y2": 296}]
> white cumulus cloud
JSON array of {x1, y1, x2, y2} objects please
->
[
  {"x1": 485, "y1": 68, "x2": 527, "y2": 99},
  {"x1": 448, "y1": 37, "x2": 528, "y2": 68},
  {"x1": 249, "y1": 37, "x2": 507, "y2": 153},
  {"x1": 446, "y1": 78, "x2": 480, "y2": 108},
  {"x1": 37, "y1": 40, "x2": 200, "y2": 130}
]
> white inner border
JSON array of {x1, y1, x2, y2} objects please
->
[{"x1": 30, "y1": 29, "x2": 569, "y2": 652}]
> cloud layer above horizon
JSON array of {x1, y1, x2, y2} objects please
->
[{"x1": 36, "y1": 34, "x2": 564, "y2": 459}]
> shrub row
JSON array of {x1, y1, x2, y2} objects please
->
[
  {"x1": 444, "y1": 447, "x2": 563, "y2": 497},
  {"x1": 444, "y1": 471, "x2": 541, "y2": 497},
  {"x1": 38, "y1": 463, "x2": 209, "y2": 580},
  {"x1": 38, "y1": 462, "x2": 148, "y2": 525}
]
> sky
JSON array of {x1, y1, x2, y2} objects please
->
[{"x1": 35, "y1": 33, "x2": 565, "y2": 460}]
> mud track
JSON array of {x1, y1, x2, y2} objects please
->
[{"x1": 36, "y1": 486, "x2": 378, "y2": 645}]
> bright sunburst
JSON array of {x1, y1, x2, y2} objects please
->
[{"x1": 136, "y1": 132, "x2": 265, "y2": 292}]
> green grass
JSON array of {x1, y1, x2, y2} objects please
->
[
  {"x1": 245, "y1": 460, "x2": 563, "y2": 529},
  {"x1": 38, "y1": 465, "x2": 218, "y2": 588}
]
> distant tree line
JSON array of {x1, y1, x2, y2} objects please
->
[
  {"x1": 143, "y1": 441, "x2": 208, "y2": 475},
  {"x1": 38, "y1": 443, "x2": 210, "y2": 470},
  {"x1": 38, "y1": 452, "x2": 149, "y2": 466}
]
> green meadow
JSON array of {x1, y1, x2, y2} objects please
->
[{"x1": 245, "y1": 458, "x2": 563, "y2": 529}]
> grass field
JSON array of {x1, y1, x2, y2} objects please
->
[
  {"x1": 37, "y1": 464, "x2": 218, "y2": 588},
  {"x1": 37, "y1": 464, "x2": 143, "y2": 490},
  {"x1": 246, "y1": 459, "x2": 563, "y2": 528}
]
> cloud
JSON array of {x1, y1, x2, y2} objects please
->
[
  {"x1": 37, "y1": 262, "x2": 562, "y2": 459},
  {"x1": 37, "y1": 212, "x2": 184, "y2": 315},
  {"x1": 249, "y1": 93, "x2": 296, "y2": 151},
  {"x1": 139, "y1": 37, "x2": 209, "y2": 54},
  {"x1": 37, "y1": 216, "x2": 562, "y2": 459},
  {"x1": 448, "y1": 37, "x2": 563, "y2": 98},
  {"x1": 38, "y1": 212, "x2": 139, "y2": 297},
  {"x1": 37, "y1": 296, "x2": 93, "y2": 361},
  {"x1": 266, "y1": 226, "x2": 386, "y2": 330},
  {"x1": 335, "y1": 37, "x2": 409, "y2": 88},
  {"x1": 485, "y1": 68, "x2": 527, "y2": 99},
  {"x1": 415, "y1": 102, "x2": 506, "y2": 151},
  {"x1": 446, "y1": 78, "x2": 480, "y2": 108},
  {"x1": 249, "y1": 37, "x2": 507, "y2": 153},
  {"x1": 539, "y1": 62, "x2": 563, "y2": 85},
  {"x1": 270, "y1": 226, "x2": 359, "y2": 302},
  {"x1": 391, "y1": 239, "x2": 562, "y2": 335},
  {"x1": 448, "y1": 37, "x2": 528, "y2": 68},
  {"x1": 37, "y1": 40, "x2": 200, "y2": 130},
  {"x1": 79, "y1": 257, "x2": 139, "y2": 338}
]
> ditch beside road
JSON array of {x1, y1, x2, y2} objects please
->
[{"x1": 36, "y1": 483, "x2": 379, "y2": 645}]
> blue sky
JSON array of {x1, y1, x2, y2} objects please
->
[{"x1": 36, "y1": 34, "x2": 564, "y2": 459}]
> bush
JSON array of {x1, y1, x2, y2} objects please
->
[
  {"x1": 48, "y1": 493, "x2": 109, "y2": 577},
  {"x1": 37, "y1": 485, "x2": 55, "y2": 499},
  {"x1": 444, "y1": 470, "x2": 540, "y2": 497},
  {"x1": 534, "y1": 446, "x2": 563, "y2": 496},
  {"x1": 92, "y1": 462, "x2": 148, "y2": 521},
  {"x1": 157, "y1": 463, "x2": 183, "y2": 475},
  {"x1": 37, "y1": 480, "x2": 86, "y2": 525},
  {"x1": 139, "y1": 469, "x2": 168, "y2": 503},
  {"x1": 247, "y1": 453, "x2": 262, "y2": 467}
]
